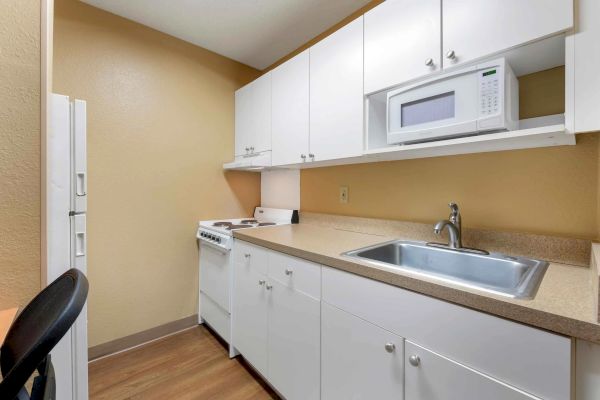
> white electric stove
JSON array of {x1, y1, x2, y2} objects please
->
[{"x1": 196, "y1": 207, "x2": 297, "y2": 355}]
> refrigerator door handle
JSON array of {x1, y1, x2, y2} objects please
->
[
  {"x1": 75, "y1": 231, "x2": 86, "y2": 257},
  {"x1": 76, "y1": 172, "x2": 87, "y2": 196}
]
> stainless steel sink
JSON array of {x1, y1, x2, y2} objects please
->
[{"x1": 342, "y1": 240, "x2": 548, "y2": 299}]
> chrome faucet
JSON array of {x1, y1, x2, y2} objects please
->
[{"x1": 433, "y1": 202, "x2": 462, "y2": 249}]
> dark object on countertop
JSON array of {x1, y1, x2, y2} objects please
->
[
  {"x1": 292, "y1": 210, "x2": 299, "y2": 224},
  {"x1": 0, "y1": 269, "x2": 89, "y2": 400}
]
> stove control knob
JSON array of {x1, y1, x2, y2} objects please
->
[
  {"x1": 201, "y1": 232, "x2": 206, "y2": 237},
  {"x1": 217, "y1": 238, "x2": 221, "y2": 243}
]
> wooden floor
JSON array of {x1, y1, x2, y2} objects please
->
[{"x1": 89, "y1": 326, "x2": 280, "y2": 400}]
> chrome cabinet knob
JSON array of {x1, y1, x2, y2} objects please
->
[
  {"x1": 425, "y1": 58, "x2": 434, "y2": 66},
  {"x1": 265, "y1": 283, "x2": 273, "y2": 290},
  {"x1": 285, "y1": 268, "x2": 293, "y2": 275},
  {"x1": 384, "y1": 343, "x2": 396, "y2": 353},
  {"x1": 258, "y1": 280, "x2": 265, "y2": 286},
  {"x1": 445, "y1": 50, "x2": 456, "y2": 60},
  {"x1": 409, "y1": 355, "x2": 421, "y2": 366}
]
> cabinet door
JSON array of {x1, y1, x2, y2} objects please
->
[
  {"x1": 234, "y1": 72, "x2": 271, "y2": 156},
  {"x1": 364, "y1": 0, "x2": 441, "y2": 94},
  {"x1": 405, "y1": 341, "x2": 539, "y2": 400},
  {"x1": 321, "y1": 302, "x2": 404, "y2": 400},
  {"x1": 443, "y1": 0, "x2": 573, "y2": 68},
  {"x1": 232, "y1": 261, "x2": 268, "y2": 375},
  {"x1": 268, "y1": 280, "x2": 320, "y2": 400},
  {"x1": 309, "y1": 17, "x2": 364, "y2": 162},
  {"x1": 271, "y1": 50, "x2": 310, "y2": 166}
]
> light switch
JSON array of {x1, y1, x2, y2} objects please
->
[{"x1": 339, "y1": 186, "x2": 349, "y2": 204}]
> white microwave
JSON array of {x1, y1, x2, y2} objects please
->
[{"x1": 386, "y1": 58, "x2": 519, "y2": 145}]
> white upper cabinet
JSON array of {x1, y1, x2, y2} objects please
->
[
  {"x1": 234, "y1": 72, "x2": 271, "y2": 156},
  {"x1": 309, "y1": 17, "x2": 364, "y2": 162},
  {"x1": 364, "y1": 0, "x2": 441, "y2": 94},
  {"x1": 567, "y1": 0, "x2": 600, "y2": 133},
  {"x1": 271, "y1": 50, "x2": 310, "y2": 166},
  {"x1": 443, "y1": 0, "x2": 573, "y2": 68}
]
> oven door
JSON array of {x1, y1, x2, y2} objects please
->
[
  {"x1": 386, "y1": 68, "x2": 480, "y2": 144},
  {"x1": 199, "y1": 241, "x2": 231, "y2": 313}
]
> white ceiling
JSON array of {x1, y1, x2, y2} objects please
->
[{"x1": 80, "y1": 0, "x2": 372, "y2": 70}]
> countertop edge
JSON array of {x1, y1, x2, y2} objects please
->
[{"x1": 234, "y1": 231, "x2": 600, "y2": 344}]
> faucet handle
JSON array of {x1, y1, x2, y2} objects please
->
[
  {"x1": 448, "y1": 202, "x2": 461, "y2": 228},
  {"x1": 448, "y1": 202, "x2": 459, "y2": 213}
]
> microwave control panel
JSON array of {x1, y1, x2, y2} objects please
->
[{"x1": 479, "y1": 68, "x2": 500, "y2": 117}]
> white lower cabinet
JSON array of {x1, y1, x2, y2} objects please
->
[
  {"x1": 268, "y1": 279, "x2": 320, "y2": 400},
  {"x1": 405, "y1": 341, "x2": 538, "y2": 400},
  {"x1": 232, "y1": 258, "x2": 268, "y2": 375},
  {"x1": 232, "y1": 245, "x2": 321, "y2": 400},
  {"x1": 233, "y1": 244, "x2": 572, "y2": 400},
  {"x1": 321, "y1": 302, "x2": 404, "y2": 399}
]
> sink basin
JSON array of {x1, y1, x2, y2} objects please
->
[{"x1": 342, "y1": 240, "x2": 548, "y2": 299}]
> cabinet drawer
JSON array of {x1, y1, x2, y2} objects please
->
[
  {"x1": 268, "y1": 251, "x2": 321, "y2": 299},
  {"x1": 405, "y1": 341, "x2": 538, "y2": 400},
  {"x1": 322, "y1": 267, "x2": 571, "y2": 400},
  {"x1": 234, "y1": 240, "x2": 268, "y2": 275}
]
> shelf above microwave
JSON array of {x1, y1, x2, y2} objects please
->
[{"x1": 362, "y1": 121, "x2": 573, "y2": 163}]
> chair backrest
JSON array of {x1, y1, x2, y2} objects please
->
[{"x1": 0, "y1": 269, "x2": 88, "y2": 400}]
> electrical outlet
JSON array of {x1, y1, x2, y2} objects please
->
[{"x1": 339, "y1": 186, "x2": 349, "y2": 204}]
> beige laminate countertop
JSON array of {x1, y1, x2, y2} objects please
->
[{"x1": 234, "y1": 224, "x2": 600, "y2": 344}]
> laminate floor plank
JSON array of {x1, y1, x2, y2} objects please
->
[{"x1": 89, "y1": 326, "x2": 279, "y2": 400}]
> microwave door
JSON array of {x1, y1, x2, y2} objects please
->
[
  {"x1": 70, "y1": 99, "x2": 87, "y2": 213},
  {"x1": 387, "y1": 68, "x2": 480, "y2": 144}
]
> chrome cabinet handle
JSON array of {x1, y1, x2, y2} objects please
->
[
  {"x1": 258, "y1": 280, "x2": 266, "y2": 286},
  {"x1": 445, "y1": 50, "x2": 456, "y2": 60},
  {"x1": 265, "y1": 283, "x2": 273, "y2": 290},
  {"x1": 285, "y1": 268, "x2": 293, "y2": 275},
  {"x1": 409, "y1": 355, "x2": 421, "y2": 366},
  {"x1": 425, "y1": 58, "x2": 434, "y2": 66},
  {"x1": 384, "y1": 343, "x2": 396, "y2": 353}
]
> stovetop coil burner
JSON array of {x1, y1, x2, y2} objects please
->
[
  {"x1": 227, "y1": 224, "x2": 253, "y2": 230},
  {"x1": 213, "y1": 221, "x2": 233, "y2": 227}
]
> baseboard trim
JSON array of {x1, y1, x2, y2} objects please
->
[{"x1": 88, "y1": 314, "x2": 198, "y2": 361}]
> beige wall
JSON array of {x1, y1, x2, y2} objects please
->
[
  {"x1": 53, "y1": 0, "x2": 261, "y2": 346},
  {"x1": 0, "y1": 0, "x2": 41, "y2": 309},
  {"x1": 301, "y1": 133, "x2": 599, "y2": 239},
  {"x1": 301, "y1": 67, "x2": 600, "y2": 240}
]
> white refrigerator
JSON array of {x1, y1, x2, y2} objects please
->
[{"x1": 46, "y1": 93, "x2": 89, "y2": 400}]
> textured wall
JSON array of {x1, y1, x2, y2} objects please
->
[
  {"x1": 53, "y1": 0, "x2": 261, "y2": 346},
  {"x1": 0, "y1": 0, "x2": 41, "y2": 309}
]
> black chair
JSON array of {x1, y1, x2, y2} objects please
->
[{"x1": 0, "y1": 269, "x2": 89, "y2": 400}]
